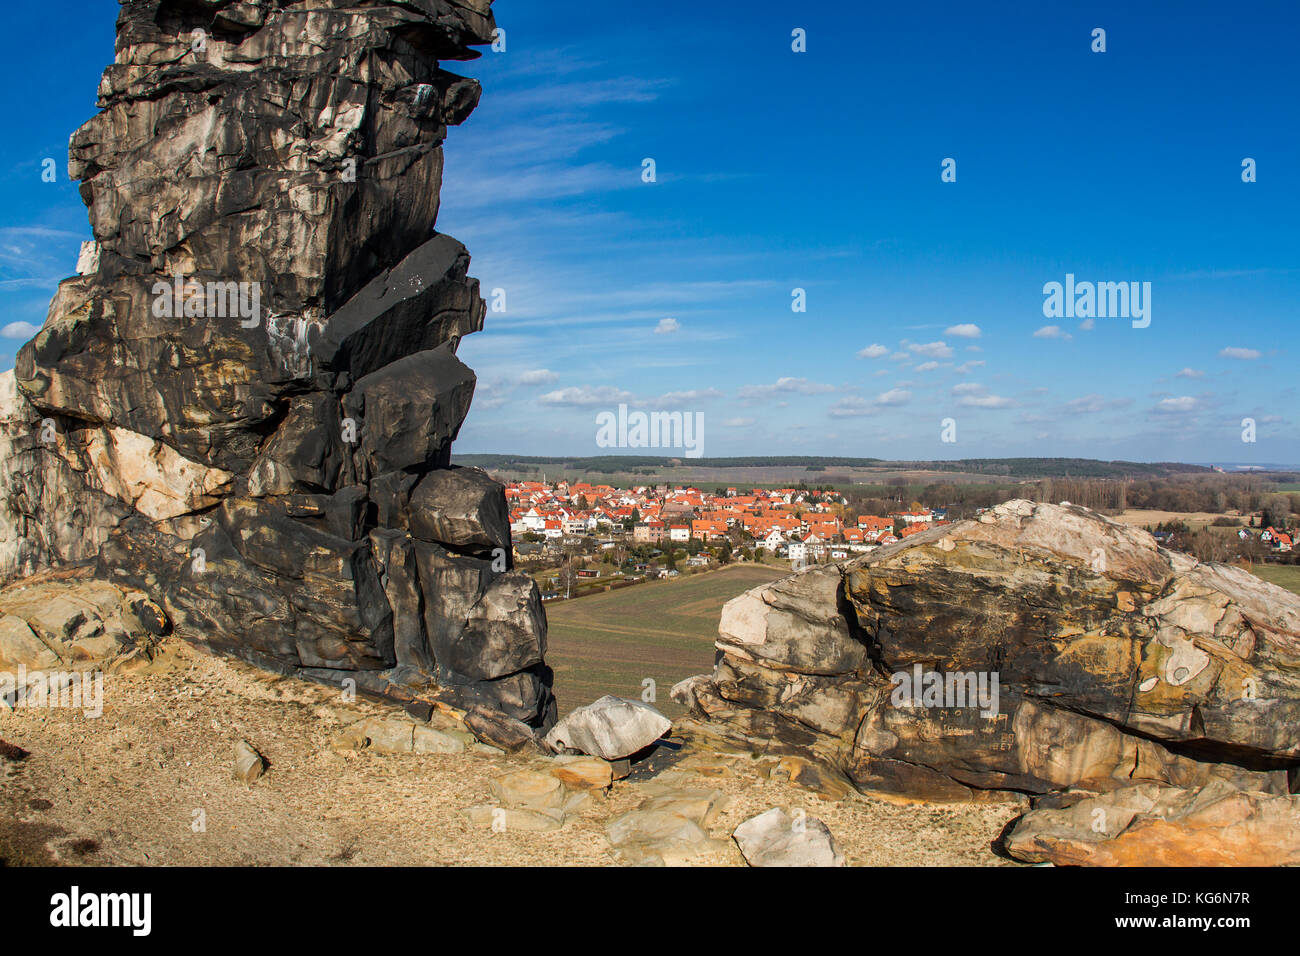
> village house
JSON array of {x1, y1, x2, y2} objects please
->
[
  {"x1": 889, "y1": 509, "x2": 934, "y2": 525},
  {"x1": 801, "y1": 531, "x2": 827, "y2": 558},
  {"x1": 691, "y1": 519, "x2": 729, "y2": 541}
]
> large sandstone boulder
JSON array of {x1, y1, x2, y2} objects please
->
[
  {"x1": 0, "y1": 1, "x2": 554, "y2": 730},
  {"x1": 678, "y1": 500, "x2": 1300, "y2": 805},
  {"x1": 544, "y1": 696, "x2": 672, "y2": 760}
]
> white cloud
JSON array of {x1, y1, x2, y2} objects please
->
[
  {"x1": 737, "y1": 377, "x2": 836, "y2": 401},
  {"x1": 1078, "y1": 318, "x2": 1095, "y2": 331},
  {"x1": 829, "y1": 388, "x2": 913, "y2": 415},
  {"x1": 1219, "y1": 347, "x2": 1261, "y2": 360},
  {"x1": 653, "y1": 388, "x2": 723, "y2": 407},
  {"x1": 908, "y1": 341, "x2": 953, "y2": 359},
  {"x1": 722, "y1": 417, "x2": 755, "y2": 427},
  {"x1": 1175, "y1": 367, "x2": 1204, "y2": 379},
  {"x1": 954, "y1": 360, "x2": 985, "y2": 374},
  {"x1": 957, "y1": 393, "x2": 1013, "y2": 409},
  {"x1": 538, "y1": 385, "x2": 634, "y2": 406},
  {"x1": 950, "y1": 382, "x2": 1012, "y2": 408},
  {"x1": 1155, "y1": 396, "x2": 1199, "y2": 413},
  {"x1": 654, "y1": 317, "x2": 680, "y2": 334},
  {"x1": 1033, "y1": 325, "x2": 1072, "y2": 340},
  {"x1": 518, "y1": 368, "x2": 559, "y2": 385},
  {"x1": 1, "y1": 321, "x2": 40, "y2": 339},
  {"x1": 944, "y1": 324, "x2": 981, "y2": 338},
  {"x1": 874, "y1": 388, "x2": 912, "y2": 407},
  {"x1": 856, "y1": 343, "x2": 888, "y2": 359},
  {"x1": 914, "y1": 361, "x2": 941, "y2": 372}
]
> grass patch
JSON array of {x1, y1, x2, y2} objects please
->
[
  {"x1": 545, "y1": 563, "x2": 787, "y2": 717},
  {"x1": 1248, "y1": 564, "x2": 1300, "y2": 597}
]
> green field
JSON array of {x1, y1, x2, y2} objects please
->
[
  {"x1": 545, "y1": 563, "x2": 788, "y2": 717},
  {"x1": 1249, "y1": 564, "x2": 1300, "y2": 596}
]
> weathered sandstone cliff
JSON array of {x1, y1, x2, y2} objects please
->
[
  {"x1": 677, "y1": 500, "x2": 1300, "y2": 803},
  {"x1": 0, "y1": 0, "x2": 553, "y2": 729}
]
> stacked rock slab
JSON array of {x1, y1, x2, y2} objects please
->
[
  {"x1": 1, "y1": 0, "x2": 553, "y2": 728},
  {"x1": 676, "y1": 500, "x2": 1300, "y2": 801}
]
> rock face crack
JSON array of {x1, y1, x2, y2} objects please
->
[{"x1": 0, "y1": 0, "x2": 554, "y2": 729}]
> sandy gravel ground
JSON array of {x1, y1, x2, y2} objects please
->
[{"x1": 0, "y1": 640, "x2": 1020, "y2": 867}]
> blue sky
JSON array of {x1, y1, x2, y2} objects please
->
[{"x1": 2, "y1": 1, "x2": 1297, "y2": 464}]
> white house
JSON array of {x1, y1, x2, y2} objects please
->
[{"x1": 802, "y1": 532, "x2": 827, "y2": 558}]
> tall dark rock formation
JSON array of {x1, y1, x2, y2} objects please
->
[{"x1": 0, "y1": 0, "x2": 554, "y2": 728}]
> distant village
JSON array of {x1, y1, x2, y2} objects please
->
[
  {"x1": 504, "y1": 478, "x2": 952, "y2": 598},
  {"x1": 504, "y1": 477, "x2": 1300, "y2": 600}
]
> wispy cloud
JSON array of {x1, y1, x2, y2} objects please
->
[
  {"x1": 828, "y1": 390, "x2": 914, "y2": 416},
  {"x1": 1154, "y1": 395, "x2": 1201, "y2": 413},
  {"x1": 518, "y1": 368, "x2": 558, "y2": 385},
  {"x1": 539, "y1": 385, "x2": 634, "y2": 407},
  {"x1": 907, "y1": 341, "x2": 953, "y2": 359},
  {"x1": 738, "y1": 377, "x2": 837, "y2": 402},
  {"x1": 1033, "y1": 325, "x2": 1072, "y2": 341}
]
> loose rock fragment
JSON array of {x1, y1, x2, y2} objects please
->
[
  {"x1": 544, "y1": 696, "x2": 671, "y2": 760},
  {"x1": 233, "y1": 740, "x2": 265, "y2": 784},
  {"x1": 732, "y1": 807, "x2": 845, "y2": 867}
]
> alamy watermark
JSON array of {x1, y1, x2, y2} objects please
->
[
  {"x1": 50, "y1": 886, "x2": 150, "y2": 936},
  {"x1": 595, "y1": 404, "x2": 704, "y2": 458},
  {"x1": 1042, "y1": 273, "x2": 1150, "y2": 328},
  {"x1": 890, "y1": 664, "x2": 1000, "y2": 718},
  {"x1": 151, "y1": 272, "x2": 261, "y2": 328},
  {"x1": 1, "y1": 667, "x2": 103, "y2": 718}
]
